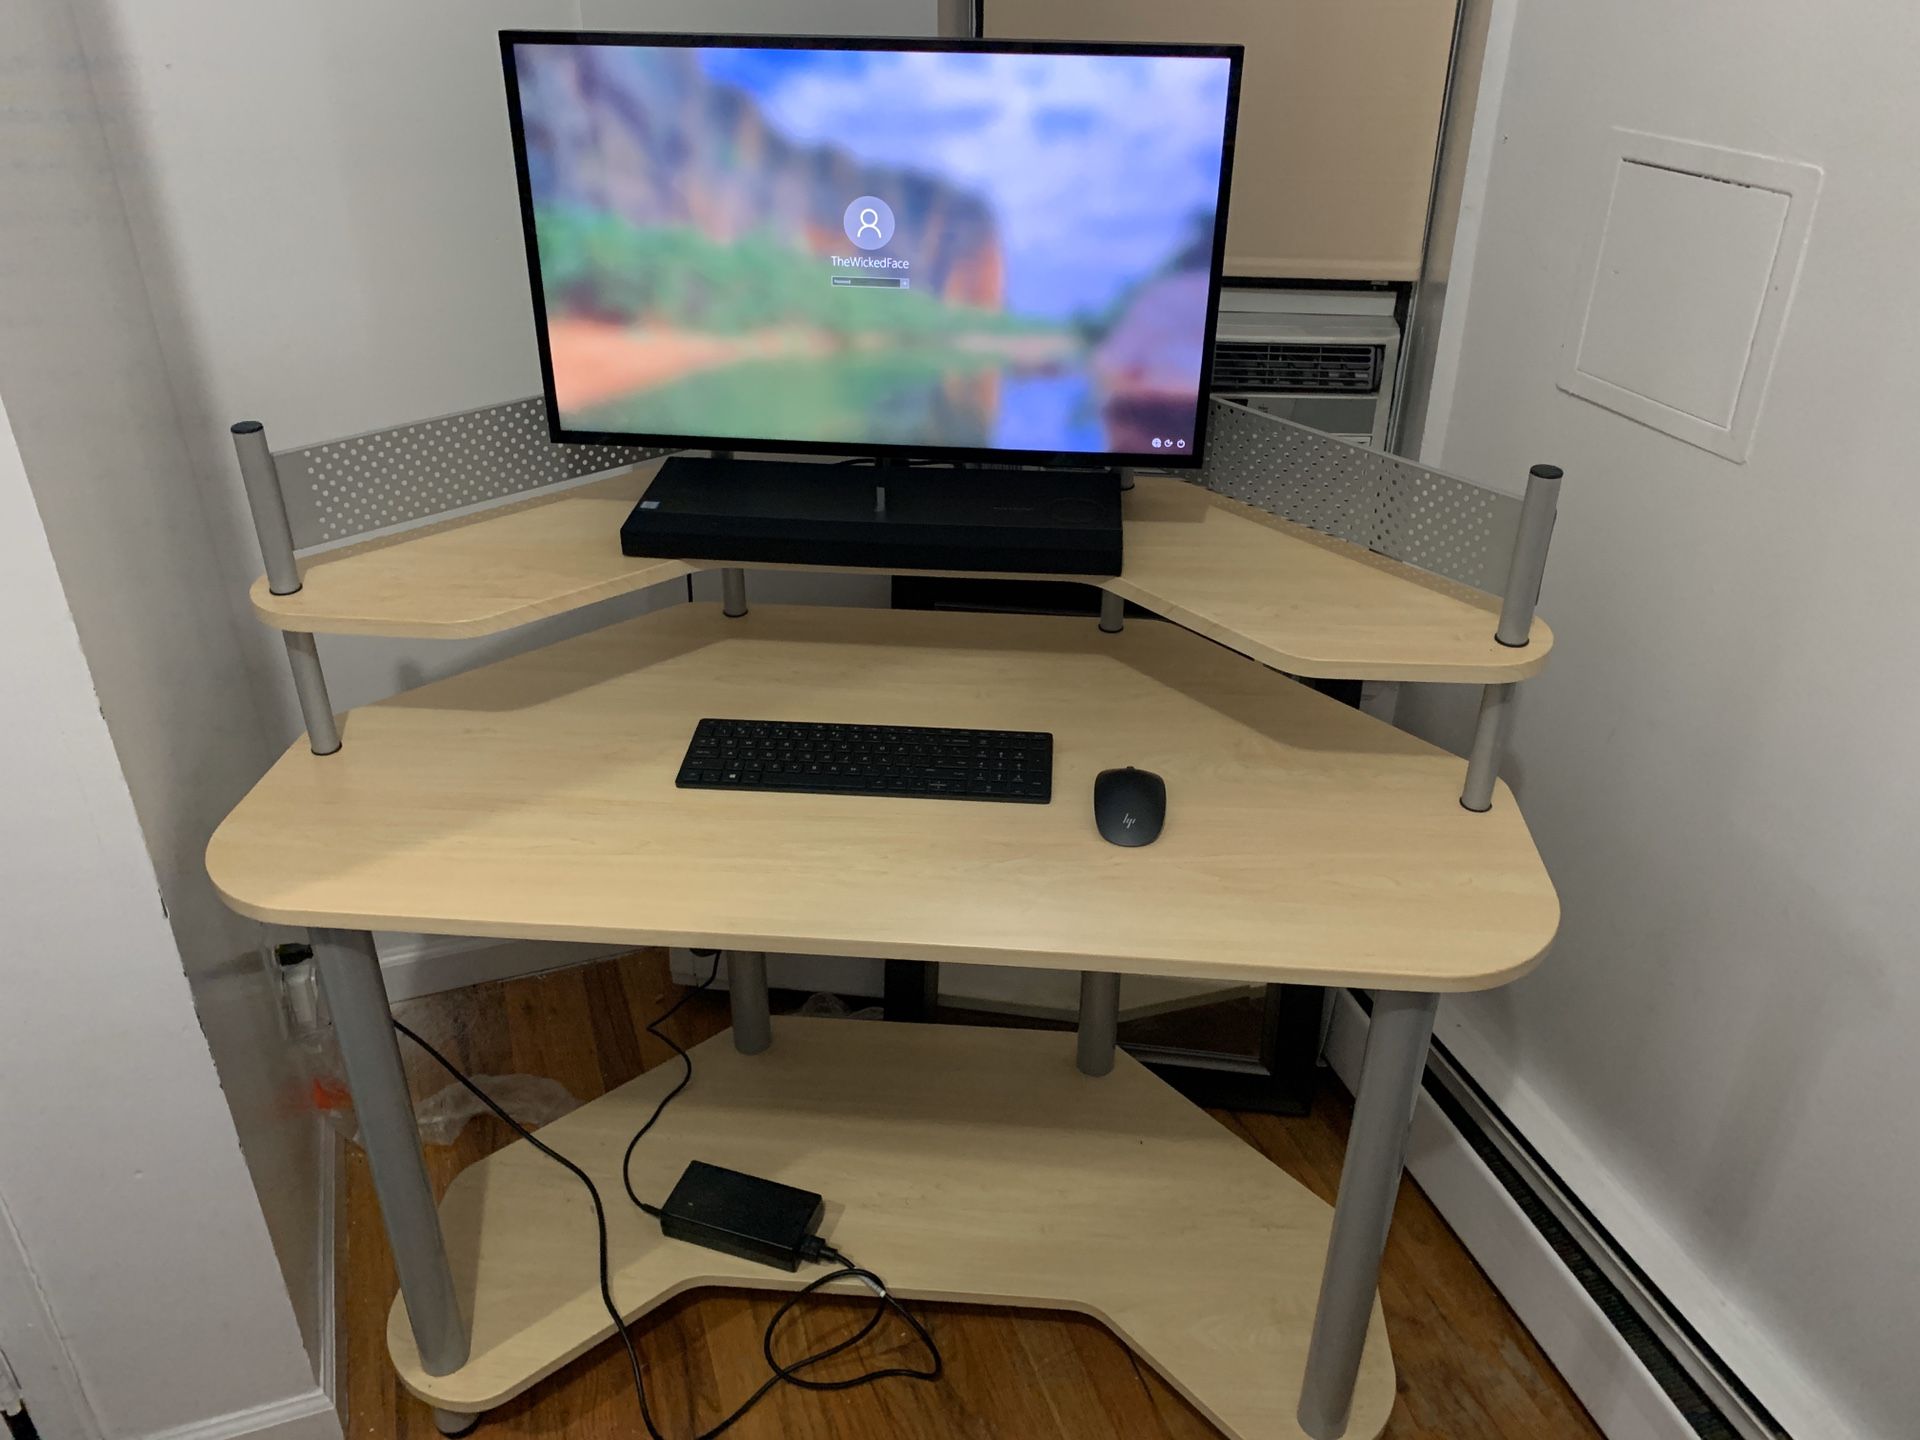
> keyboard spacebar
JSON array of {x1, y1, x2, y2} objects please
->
[{"x1": 695, "y1": 772, "x2": 1045, "y2": 801}]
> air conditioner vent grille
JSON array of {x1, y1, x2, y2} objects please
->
[{"x1": 1212, "y1": 342, "x2": 1380, "y2": 395}]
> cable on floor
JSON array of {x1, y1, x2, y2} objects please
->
[{"x1": 391, "y1": 958, "x2": 940, "y2": 1439}]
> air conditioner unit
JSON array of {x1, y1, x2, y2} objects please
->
[{"x1": 1211, "y1": 288, "x2": 1401, "y2": 448}]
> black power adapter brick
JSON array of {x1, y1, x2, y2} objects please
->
[{"x1": 658, "y1": 1160, "x2": 827, "y2": 1272}]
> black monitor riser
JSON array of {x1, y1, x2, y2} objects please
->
[{"x1": 621, "y1": 453, "x2": 1126, "y2": 577}]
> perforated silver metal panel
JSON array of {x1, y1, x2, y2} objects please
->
[
  {"x1": 272, "y1": 397, "x2": 668, "y2": 549},
  {"x1": 1196, "y1": 398, "x2": 1522, "y2": 593}
]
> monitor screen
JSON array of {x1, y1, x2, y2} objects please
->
[{"x1": 502, "y1": 34, "x2": 1240, "y2": 467}]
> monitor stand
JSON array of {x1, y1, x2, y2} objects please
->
[{"x1": 620, "y1": 454, "x2": 1124, "y2": 577}]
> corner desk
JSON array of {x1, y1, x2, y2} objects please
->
[{"x1": 210, "y1": 401, "x2": 1561, "y2": 1440}]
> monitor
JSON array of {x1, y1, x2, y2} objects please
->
[{"x1": 501, "y1": 33, "x2": 1241, "y2": 469}]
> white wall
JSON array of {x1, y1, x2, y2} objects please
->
[
  {"x1": 0, "y1": 394, "x2": 334, "y2": 1438},
  {"x1": 3, "y1": 7, "x2": 940, "y2": 1425},
  {"x1": 1408, "y1": 3, "x2": 1920, "y2": 1435},
  {"x1": 69, "y1": 0, "x2": 932, "y2": 1001},
  {"x1": 77, "y1": 0, "x2": 934, "y2": 712},
  {"x1": 5, "y1": 8, "x2": 935, "y2": 1431},
  {"x1": 0, "y1": 0, "x2": 334, "y2": 1391}
]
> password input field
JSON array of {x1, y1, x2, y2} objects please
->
[{"x1": 830, "y1": 276, "x2": 910, "y2": 288}]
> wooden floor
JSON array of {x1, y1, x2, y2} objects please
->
[{"x1": 341, "y1": 952, "x2": 1602, "y2": 1440}]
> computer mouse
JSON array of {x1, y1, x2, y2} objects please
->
[{"x1": 1093, "y1": 767, "x2": 1166, "y2": 847}]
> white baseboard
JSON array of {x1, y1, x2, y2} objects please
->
[
  {"x1": 1426, "y1": 1000, "x2": 1852, "y2": 1440},
  {"x1": 1327, "y1": 994, "x2": 1697, "y2": 1440},
  {"x1": 1328, "y1": 991, "x2": 1847, "y2": 1440},
  {"x1": 135, "y1": 1389, "x2": 340, "y2": 1440},
  {"x1": 374, "y1": 933, "x2": 627, "y2": 1003},
  {"x1": 0, "y1": 1190, "x2": 99, "y2": 1440}
]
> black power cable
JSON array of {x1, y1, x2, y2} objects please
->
[
  {"x1": 392, "y1": 958, "x2": 939, "y2": 1439},
  {"x1": 619, "y1": 952, "x2": 721, "y2": 1220}
]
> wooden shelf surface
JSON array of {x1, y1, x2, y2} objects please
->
[
  {"x1": 251, "y1": 469, "x2": 690, "y2": 639},
  {"x1": 251, "y1": 465, "x2": 1551, "y2": 682},
  {"x1": 391, "y1": 1017, "x2": 1397, "y2": 1440},
  {"x1": 1113, "y1": 479, "x2": 1551, "y2": 682},
  {"x1": 208, "y1": 604, "x2": 1558, "y2": 990}
]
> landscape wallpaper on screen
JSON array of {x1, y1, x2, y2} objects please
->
[{"x1": 514, "y1": 42, "x2": 1232, "y2": 456}]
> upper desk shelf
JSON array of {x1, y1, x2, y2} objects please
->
[{"x1": 247, "y1": 404, "x2": 1553, "y2": 685}]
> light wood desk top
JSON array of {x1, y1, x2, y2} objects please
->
[
  {"x1": 209, "y1": 603, "x2": 1557, "y2": 990},
  {"x1": 250, "y1": 467, "x2": 1550, "y2": 683}
]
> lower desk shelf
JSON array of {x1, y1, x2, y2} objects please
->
[{"x1": 393, "y1": 1017, "x2": 1394, "y2": 1440}]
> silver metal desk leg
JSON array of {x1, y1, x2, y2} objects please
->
[
  {"x1": 730, "y1": 951, "x2": 772, "y2": 1054},
  {"x1": 721, "y1": 567, "x2": 748, "y2": 617},
  {"x1": 1496, "y1": 464, "x2": 1563, "y2": 647},
  {"x1": 283, "y1": 631, "x2": 341, "y2": 756},
  {"x1": 433, "y1": 1409, "x2": 477, "y2": 1437},
  {"x1": 1076, "y1": 971, "x2": 1120, "y2": 1076},
  {"x1": 1098, "y1": 590, "x2": 1125, "y2": 634},
  {"x1": 232, "y1": 421, "x2": 301, "y2": 598},
  {"x1": 1460, "y1": 683, "x2": 1514, "y2": 812},
  {"x1": 1297, "y1": 990, "x2": 1438, "y2": 1440},
  {"x1": 232, "y1": 421, "x2": 342, "y2": 757},
  {"x1": 311, "y1": 929, "x2": 468, "y2": 1376}
]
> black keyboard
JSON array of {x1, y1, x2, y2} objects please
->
[{"x1": 676, "y1": 719, "x2": 1052, "y2": 803}]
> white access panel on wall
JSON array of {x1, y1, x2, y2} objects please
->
[{"x1": 1558, "y1": 130, "x2": 1821, "y2": 462}]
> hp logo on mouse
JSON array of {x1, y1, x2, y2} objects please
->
[{"x1": 1123, "y1": 813, "x2": 1137, "y2": 829}]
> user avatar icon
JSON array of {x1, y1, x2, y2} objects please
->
[{"x1": 843, "y1": 195, "x2": 896, "y2": 251}]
